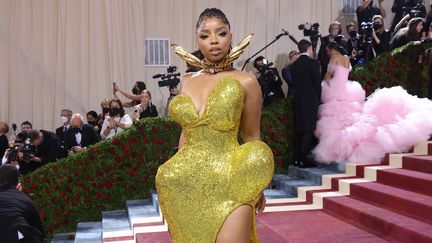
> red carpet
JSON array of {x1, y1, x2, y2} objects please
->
[{"x1": 136, "y1": 211, "x2": 387, "y2": 243}]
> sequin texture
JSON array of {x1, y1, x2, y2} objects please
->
[{"x1": 156, "y1": 77, "x2": 274, "y2": 242}]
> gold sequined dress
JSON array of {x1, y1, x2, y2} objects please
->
[{"x1": 156, "y1": 77, "x2": 274, "y2": 242}]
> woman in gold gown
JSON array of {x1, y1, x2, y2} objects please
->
[{"x1": 156, "y1": 8, "x2": 274, "y2": 243}]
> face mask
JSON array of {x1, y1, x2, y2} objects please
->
[
  {"x1": 132, "y1": 87, "x2": 139, "y2": 95},
  {"x1": 110, "y1": 108, "x2": 122, "y2": 116},
  {"x1": 349, "y1": 31, "x2": 358, "y2": 38},
  {"x1": 59, "y1": 116, "x2": 68, "y2": 126},
  {"x1": 88, "y1": 121, "x2": 97, "y2": 126},
  {"x1": 114, "y1": 117, "x2": 120, "y2": 122},
  {"x1": 102, "y1": 108, "x2": 110, "y2": 114},
  {"x1": 331, "y1": 30, "x2": 339, "y2": 37}
]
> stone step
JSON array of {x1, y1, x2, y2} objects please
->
[
  {"x1": 51, "y1": 232, "x2": 75, "y2": 243},
  {"x1": 279, "y1": 179, "x2": 317, "y2": 197},
  {"x1": 126, "y1": 199, "x2": 161, "y2": 227},
  {"x1": 101, "y1": 210, "x2": 132, "y2": 241},
  {"x1": 73, "y1": 222, "x2": 101, "y2": 243},
  {"x1": 287, "y1": 164, "x2": 342, "y2": 185},
  {"x1": 263, "y1": 188, "x2": 292, "y2": 199}
]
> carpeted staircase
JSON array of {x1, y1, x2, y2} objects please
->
[{"x1": 52, "y1": 141, "x2": 432, "y2": 242}]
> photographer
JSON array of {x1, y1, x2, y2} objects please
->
[
  {"x1": 391, "y1": 0, "x2": 426, "y2": 33},
  {"x1": 346, "y1": 22, "x2": 363, "y2": 65},
  {"x1": 20, "y1": 121, "x2": 32, "y2": 133},
  {"x1": 357, "y1": 0, "x2": 387, "y2": 33},
  {"x1": 371, "y1": 15, "x2": 391, "y2": 56},
  {"x1": 100, "y1": 99, "x2": 132, "y2": 140},
  {"x1": 391, "y1": 17, "x2": 424, "y2": 49},
  {"x1": 132, "y1": 90, "x2": 158, "y2": 121},
  {"x1": 25, "y1": 129, "x2": 60, "y2": 172},
  {"x1": 113, "y1": 81, "x2": 147, "y2": 108},
  {"x1": 253, "y1": 56, "x2": 285, "y2": 107},
  {"x1": 318, "y1": 21, "x2": 345, "y2": 77}
]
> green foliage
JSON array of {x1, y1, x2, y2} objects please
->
[
  {"x1": 21, "y1": 118, "x2": 181, "y2": 236},
  {"x1": 350, "y1": 42, "x2": 432, "y2": 97}
]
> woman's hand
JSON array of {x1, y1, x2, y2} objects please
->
[{"x1": 255, "y1": 192, "x2": 266, "y2": 214}]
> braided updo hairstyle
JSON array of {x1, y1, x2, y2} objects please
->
[
  {"x1": 327, "y1": 40, "x2": 347, "y2": 55},
  {"x1": 196, "y1": 8, "x2": 231, "y2": 31}
]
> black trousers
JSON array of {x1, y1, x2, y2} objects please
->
[{"x1": 294, "y1": 131, "x2": 314, "y2": 163}]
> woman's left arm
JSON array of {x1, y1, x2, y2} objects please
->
[{"x1": 240, "y1": 74, "x2": 262, "y2": 143}]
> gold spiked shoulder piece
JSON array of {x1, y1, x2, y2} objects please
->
[{"x1": 171, "y1": 33, "x2": 254, "y2": 74}]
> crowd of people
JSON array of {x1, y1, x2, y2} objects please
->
[{"x1": 0, "y1": 82, "x2": 160, "y2": 176}]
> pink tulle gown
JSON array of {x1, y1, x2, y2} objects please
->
[{"x1": 313, "y1": 63, "x2": 432, "y2": 164}]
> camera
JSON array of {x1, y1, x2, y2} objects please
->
[
  {"x1": 152, "y1": 66, "x2": 181, "y2": 88},
  {"x1": 403, "y1": 3, "x2": 425, "y2": 18},
  {"x1": 6, "y1": 137, "x2": 34, "y2": 164},
  {"x1": 360, "y1": 22, "x2": 381, "y2": 45},
  {"x1": 298, "y1": 22, "x2": 321, "y2": 48},
  {"x1": 256, "y1": 60, "x2": 276, "y2": 93}
]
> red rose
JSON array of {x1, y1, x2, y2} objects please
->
[
  {"x1": 112, "y1": 138, "x2": 121, "y2": 145},
  {"x1": 105, "y1": 179, "x2": 114, "y2": 189},
  {"x1": 74, "y1": 195, "x2": 81, "y2": 201},
  {"x1": 131, "y1": 151, "x2": 137, "y2": 158},
  {"x1": 76, "y1": 180, "x2": 83, "y2": 186},
  {"x1": 153, "y1": 128, "x2": 158, "y2": 134},
  {"x1": 129, "y1": 171, "x2": 135, "y2": 177},
  {"x1": 88, "y1": 155, "x2": 95, "y2": 161},
  {"x1": 45, "y1": 188, "x2": 50, "y2": 194},
  {"x1": 64, "y1": 196, "x2": 70, "y2": 203},
  {"x1": 92, "y1": 147, "x2": 99, "y2": 153},
  {"x1": 63, "y1": 165, "x2": 69, "y2": 171},
  {"x1": 72, "y1": 171, "x2": 79, "y2": 177},
  {"x1": 263, "y1": 137, "x2": 269, "y2": 143},
  {"x1": 122, "y1": 145, "x2": 130, "y2": 152},
  {"x1": 164, "y1": 124, "x2": 170, "y2": 129},
  {"x1": 31, "y1": 183, "x2": 37, "y2": 190},
  {"x1": 115, "y1": 156, "x2": 122, "y2": 163}
]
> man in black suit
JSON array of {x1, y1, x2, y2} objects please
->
[
  {"x1": 0, "y1": 165, "x2": 45, "y2": 242},
  {"x1": 65, "y1": 113, "x2": 100, "y2": 153},
  {"x1": 291, "y1": 39, "x2": 322, "y2": 167},
  {"x1": 25, "y1": 130, "x2": 60, "y2": 173},
  {"x1": 55, "y1": 109, "x2": 72, "y2": 158}
]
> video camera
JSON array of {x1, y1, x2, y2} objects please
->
[
  {"x1": 152, "y1": 66, "x2": 181, "y2": 88},
  {"x1": 256, "y1": 59, "x2": 277, "y2": 93},
  {"x1": 403, "y1": 3, "x2": 425, "y2": 18},
  {"x1": 298, "y1": 22, "x2": 321, "y2": 48},
  {"x1": 6, "y1": 137, "x2": 34, "y2": 164},
  {"x1": 360, "y1": 21, "x2": 382, "y2": 45}
]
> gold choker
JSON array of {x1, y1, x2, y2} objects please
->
[{"x1": 171, "y1": 33, "x2": 254, "y2": 74}]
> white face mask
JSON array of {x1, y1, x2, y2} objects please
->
[
  {"x1": 59, "y1": 116, "x2": 68, "y2": 126},
  {"x1": 331, "y1": 30, "x2": 339, "y2": 37},
  {"x1": 114, "y1": 117, "x2": 120, "y2": 122}
]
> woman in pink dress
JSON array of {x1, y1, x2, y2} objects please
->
[{"x1": 313, "y1": 41, "x2": 432, "y2": 164}]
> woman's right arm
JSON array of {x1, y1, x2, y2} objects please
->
[{"x1": 114, "y1": 84, "x2": 141, "y2": 101}]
